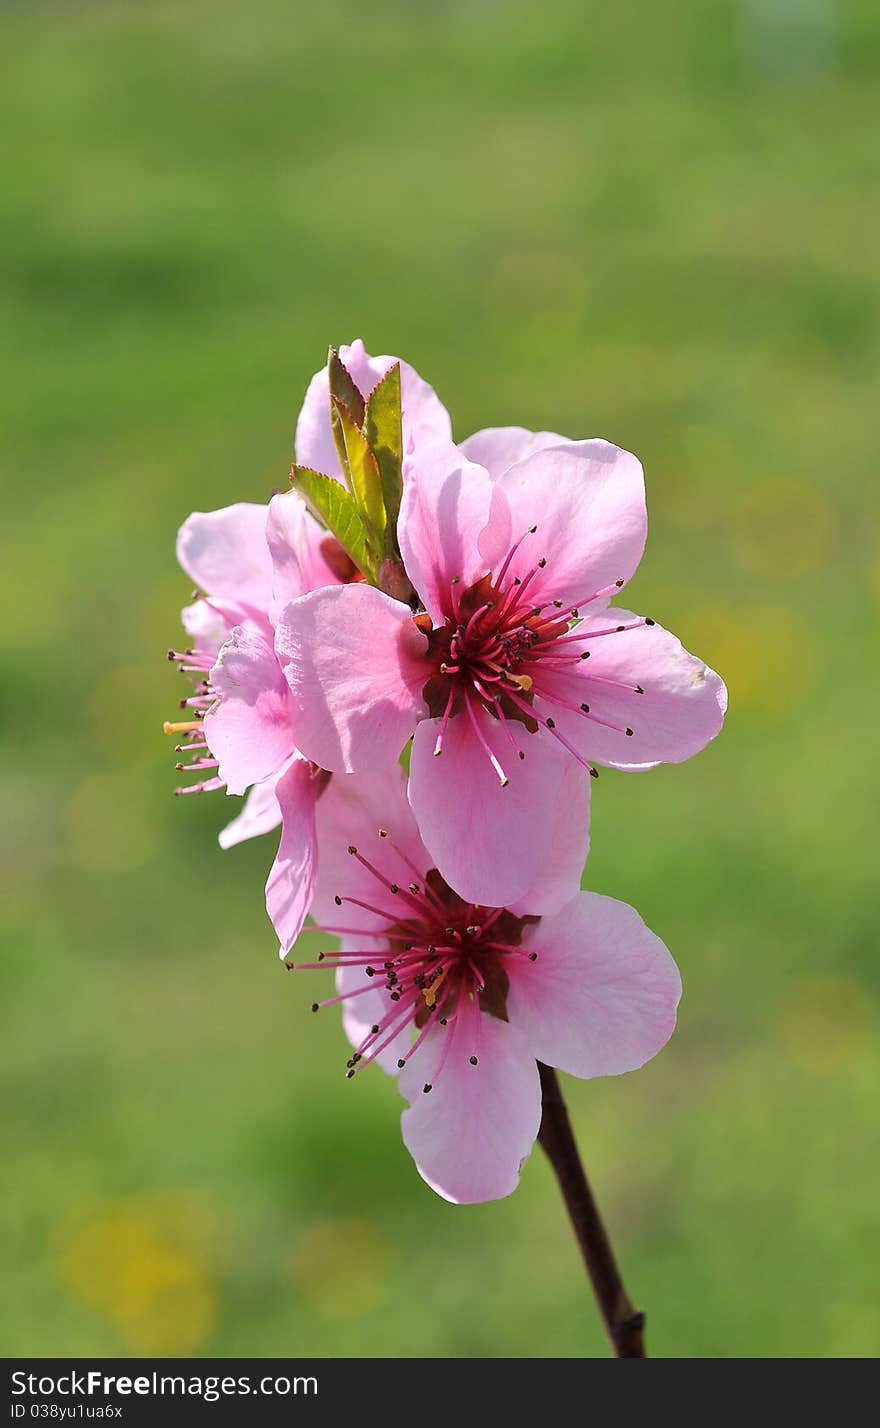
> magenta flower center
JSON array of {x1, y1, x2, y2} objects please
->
[
  {"x1": 288, "y1": 835, "x2": 540, "y2": 1094},
  {"x1": 422, "y1": 527, "x2": 651, "y2": 784}
]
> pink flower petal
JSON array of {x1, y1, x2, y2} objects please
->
[
  {"x1": 204, "y1": 625, "x2": 294, "y2": 795},
  {"x1": 265, "y1": 758, "x2": 320, "y2": 954},
  {"x1": 508, "y1": 892, "x2": 682, "y2": 1078},
  {"x1": 176, "y1": 503, "x2": 272, "y2": 610},
  {"x1": 481, "y1": 441, "x2": 647, "y2": 610},
  {"x1": 218, "y1": 778, "x2": 282, "y2": 849},
  {"x1": 310, "y1": 767, "x2": 428, "y2": 933},
  {"x1": 266, "y1": 490, "x2": 342, "y2": 623},
  {"x1": 275, "y1": 585, "x2": 429, "y2": 773},
  {"x1": 398, "y1": 438, "x2": 496, "y2": 623},
  {"x1": 460, "y1": 426, "x2": 569, "y2": 479},
  {"x1": 508, "y1": 763, "x2": 591, "y2": 917},
  {"x1": 181, "y1": 598, "x2": 245, "y2": 655},
  {"x1": 535, "y1": 608, "x2": 727, "y2": 769},
  {"x1": 295, "y1": 339, "x2": 451, "y2": 482},
  {"x1": 408, "y1": 711, "x2": 577, "y2": 908},
  {"x1": 398, "y1": 1013, "x2": 541, "y2": 1203}
]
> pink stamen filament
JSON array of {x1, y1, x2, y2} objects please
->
[
  {"x1": 552, "y1": 619, "x2": 648, "y2": 643},
  {"x1": 376, "y1": 831, "x2": 448, "y2": 915},
  {"x1": 341, "y1": 894, "x2": 417, "y2": 924},
  {"x1": 396, "y1": 1011, "x2": 439, "y2": 1068},
  {"x1": 351, "y1": 989, "x2": 428, "y2": 1070},
  {"x1": 535, "y1": 688, "x2": 634, "y2": 737},
  {"x1": 305, "y1": 923, "x2": 414, "y2": 940},
  {"x1": 433, "y1": 685, "x2": 456, "y2": 756},
  {"x1": 424, "y1": 981, "x2": 469, "y2": 1091},
  {"x1": 173, "y1": 776, "x2": 224, "y2": 795},
  {"x1": 348, "y1": 848, "x2": 439, "y2": 921},
  {"x1": 494, "y1": 525, "x2": 537, "y2": 587},
  {"x1": 503, "y1": 687, "x2": 598, "y2": 776},
  {"x1": 528, "y1": 580, "x2": 624, "y2": 624},
  {"x1": 464, "y1": 693, "x2": 509, "y2": 786},
  {"x1": 463, "y1": 601, "x2": 493, "y2": 639},
  {"x1": 312, "y1": 982, "x2": 380, "y2": 1011}
]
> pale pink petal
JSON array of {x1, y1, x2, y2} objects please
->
[
  {"x1": 265, "y1": 758, "x2": 320, "y2": 954},
  {"x1": 460, "y1": 426, "x2": 569, "y2": 479},
  {"x1": 266, "y1": 490, "x2": 342, "y2": 624},
  {"x1": 310, "y1": 767, "x2": 428, "y2": 933},
  {"x1": 535, "y1": 609, "x2": 727, "y2": 769},
  {"x1": 275, "y1": 585, "x2": 429, "y2": 773},
  {"x1": 295, "y1": 339, "x2": 451, "y2": 482},
  {"x1": 507, "y1": 892, "x2": 682, "y2": 1078},
  {"x1": 176, "y1": 503, "x2": 272, "y2": 610},
  {"x1": 408, "y1": 710, "x2": 574, "y2": 908},
  {"x1": 399, "y1": 439, "x2": 496, "y2": 622},
  {"x1": 204, "y1": 625, "x2": 294, "y2": 795},
  {"x1": 480, "y1": 441, "x2": 647, "y2": 610},
  {"x1": 398, "y1": 1013, "x2": 541, "y2": 1203},
  {"x1": 508, "y1": 763, "x2": 591, "y2": 917},
  {"x1": 182, "y1": 598, "x2": 235, "y2": 655},
  {"x1": 218, "y1": 778, "x2": 282, "y2": 849},
  {"x1": 389, "y1": 346, "x2": 452, "y2": 460}
]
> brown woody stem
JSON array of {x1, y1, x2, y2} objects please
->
[{"x1": 537, "y1": 1062, "x2": 646, "y2": 1358}]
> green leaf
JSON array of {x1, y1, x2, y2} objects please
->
[
  {"x1": 327, "y1": 348, "x2": 365, "y2": 483},
  {"x1": 329, "y1": 395, "x2": 386, "y2": 544},
  {"x1": 289, "y1": 465, "x2": 379, "y2": 583},
  {"x1": 364, "y1": 362, "x2": 403, "y2": 552},
  {"x1": 327, "y1": 346, "x2": 366, "y2": 424}
]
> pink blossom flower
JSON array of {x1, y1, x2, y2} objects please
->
[
  {"x1": 275, "y1": 435, "x2": 727, "y2": 906},
  {"x1": 167, "y1": 494, "x2": 352, "y2": 949},
  {"x1": 289, "y1": 768, "x2": 680, "y2": 1204}
]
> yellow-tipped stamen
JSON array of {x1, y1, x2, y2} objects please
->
[
  {"x1": 423, "y1": 963, "x2": 451, "y2": 1009},
  {"x1": 163, "y1": 719, "x2": 203, "y2": 735},
  {"x1": 485, "y1": 658, "x2": 532, "y2": 691}
]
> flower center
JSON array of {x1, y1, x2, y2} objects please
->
[
  {"x1": 418, "y1": 525, "x2": 651, "y2": 785},
  {"x1": 287, "y1": 833, "x2": 540, "y2": 1094}
]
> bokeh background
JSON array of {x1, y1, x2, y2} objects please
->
[{"x1": 2, "y1": 0, "x2": 878, "y2": 1359}]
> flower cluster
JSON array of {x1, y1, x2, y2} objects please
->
[{"x1": 166, "y1": 341, "x2": 726, "y2": 1202}]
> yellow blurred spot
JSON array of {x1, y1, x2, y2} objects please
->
[
  {"x1": 825, "y1": 1300, "x2": 880, "y2": 1358},
  {"x1": 678, "y1": 604, "x2": 815, "y2": 722},
  {"x1": 58, "y1": 1193, "x2": 217, "y2": 1354},
  {"x1": 65, "y1": 770, "x2": 159, "y2": 872},
  {"x1": 778, "y1": 975, "x2": 878, "y2": 1075},
  {"x1": 730, "y1": 479, "x2": 835, "y2": 580},
  {"x1": 290, "y1": 1218, "x2": 388, "y2": 1321}
]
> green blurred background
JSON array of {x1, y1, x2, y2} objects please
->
[{"x1": 2, "y1": 0, "x2": 878, "y2": 1359}]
